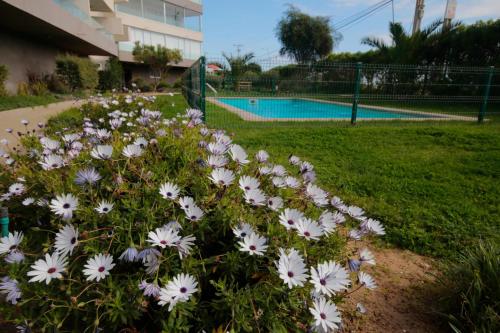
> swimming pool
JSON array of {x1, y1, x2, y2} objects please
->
[{"x1": 215, "y1": 98, "x2": 436, "y2": 120}]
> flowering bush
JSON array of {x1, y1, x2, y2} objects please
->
[{"x1": 0, "y1": 95, "x2": 384, "y2": 332}]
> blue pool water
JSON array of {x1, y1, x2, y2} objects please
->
[{"x1": 216, "y1": 98, "x2": 433, "y2": 119}]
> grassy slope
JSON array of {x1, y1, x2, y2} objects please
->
[
  {"x1": 157, "y1": 95, "x2": 500, "y2": 257},
  {"x1": 0, "y1": 95, "x2": 61, "y2": 111}
]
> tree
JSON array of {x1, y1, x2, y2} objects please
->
[
  {"x1": 276, "y1": 6, "x2": 339, "y2": 64},
  {"x1": 132, "y1": 42, "x2": 182, "y2": 91},
  {"x1": 222, "y1": 52, "x2": 256, "y2": 91}
]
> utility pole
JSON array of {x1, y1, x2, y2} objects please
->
[
  {"x1": 443, "y1": 0, "x2": 457, "y2": 31},
  {"x1": 233, "y1": 44, "x2": 243, "y2": 57},
  {"x1": 412, "y1": 0, "x2": 425, "y2": 35}
]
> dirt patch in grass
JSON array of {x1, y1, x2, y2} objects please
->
[{"x1": 342, "y1": 245, "x2": 442, "y2": 333}]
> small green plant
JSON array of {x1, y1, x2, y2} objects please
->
[
  {"x1": 437, "y1": 241, "x2": 500, "y2": 333},
  {"x1": 56, "y1": 54, "x2": 99, "y2": 92},
  {"x1": 16, "y1": 82, "x2": 30, "y2": 96},
  {"x1": 98, "y1": 57, "x2": 124, "y2": 91},
  {"x1": 0, "y1": 64, "x2": 8, "y2": 96}
]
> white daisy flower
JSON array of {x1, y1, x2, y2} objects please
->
[
  {"x1": 178, "y1": 196, "x2": 195, "y2": 210},
  {"x1": 159, "y1": 182, "x2": 181, "y2": 200},
  {"x1": 0, "y1": 277, "x2": 22, "y2": 305},
  {"x1": 310, "y1": 261, "x2": 351, "y2": 296},
  {"x1": 232, "y1": 222, "x2": 255, "y2": 239},
  {"x1": 39, "y1": 154, "x2": 65, "y2": 170},
  {"x1": 349, "y1": 229, "x2": 363, "y2": 240},
  {"x1": 122, "y1": 144, "x2": 143, "y2": 158},
  {"x1": 184, "y1": 205, "x2": 204, "y2": 221},
  {"x1": 144, "y1": 253, "x2": 160, "y2": 275},
  {"x1": 272, "y1": 165, "x2": 287, "y2": 177},
  {"x1": 40, "y1": 137, "x2": 60, "y2": 151},
  {"x1": 95, "y1": 200, "x2": 114, "y2": 214},
  {"x1": 306, "y1": 183, "x2": 329, "y2": 207},
  {"x1": 90, "y1": 145, "x2": 113, "y2": 160},
  {"x1": 176, "y1": 235, "x2": 196, "y2": 259},
  {"x1": 206, "y1": 155, "x2": 228, "y2": 168},
  {"x1": 285, "y1": 176, "x2": 301, "y2": 189},
  {"x1": 358, "y1": 271, "x2": 377, "y2": 289},
  {"x1": 83, "y1": 253, "x2": 115, "y2": 282},
  {"x1": 238, "y1": 232, "x2": 268, "y2": 256},
  {"x1": 5, "y1": 250, "x2": 25, "y2": 264},
  {"x1": 147, "y1": 227, "x2": 181, "y2": 249},
  {"x1": 209, "y1": 168, "x2": 235, "y2": 187},
  {"x1": 75, "y1": 167, "x2": 101, "y2": 186},
  {"x1": 0, "y1": 231, "x2": 23, "y2": 255},
  {"x1": 239, "y1": 176, "x2": 260, "y2": 192},
  {"x1": 207, "y1": 142, "x2": 227, "y2": 155},
  {"x1": 134, "y1": 137, "x2": 148, "y2": 148},
  {"x1": 119, "y1": 247, "x2": 139, "y2": 262},
  {"x1": 62, "y1": 133, "x2": 80, "y2": 143},
  {"x1": 310, "y1": 296, "x2": 342, "y2": 332},
  {"x1": 255, "y1": 150, "x2": 269, "y2": 163},
  {"x1": 244, "y1": 188, "x2": 267, "y2": 206},
  {"x1": 276, "y1": 248, "x2": 308, "y2": 289},
  {"x1": 96, "y1": 129, "x2": 112, "y2": 140},
  {"x1": 229, "y1": 144, "x2": 249, "y2": 164},
  {"x1": 359, "y1": 248, "x2": 376, "y2": 265},
  {"x1": 49, "y1": 194, "x2": 78, "y2": 220},
  {"x1": 300, "y1": 161, "x2": 314, "y2": 173},
  {"x1": 318, "y1": 211, "x2": 338, "y2": 235},
  {"x1": 139, "y1": 280, "x2": 161, "y2": 297},
  {"x1": 279, "y1": 208, "x2": 304, "y2": 230},
  {"x1": 289, "y1": 155, "x2": 301, "y2": 165},
  {"x1": 27, "y1": 252, "x2": 67, "y2": 285},
  {"x1": 347, "y1": 206, "x2": 365, "y2": 219},
  {"x1": 272, "y1": 177, "x2": 287, "y2": 188},
  {"x1": 8, "y1": 183, "x2": 25, "y2": 196},
  {"x1": 296, "y1": 218, "x2": 323, "y2": 241},
  {"x1": 158, "y1": 273, "x2": 198, "y2": 311},
  {"x1": 258, "y1": 166, "x2": 272, "y2": 175},
  {"x1": 54, "y1": 224, "x2": 78, "y2": 257},
  {"x1": 361, "y1": 218, "x2": 386, "y2": 235},
  {"x1": 267, "y1": 196, "x2": 283, "y2": 211}
]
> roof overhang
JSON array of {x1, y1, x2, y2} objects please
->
[{"x1": 0, "y1": 0, "x2": 118, "y2": 56}]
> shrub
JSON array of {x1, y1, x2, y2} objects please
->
[
  {"x1": 98, "y1": 57, "x2": 124, "y2": 91},
  {"x1": 16, "y1": 82, "x2": 30, "y2": 96},
  {"x1": 0, "y1": 64, "x2": 8, "y2": 96},
  {"x1": 156, "y1": 81, "x2": 171, "y2": 92},
  {"x1": 56, "y1": 54, "x2": 99, "y2": 92},
  {"x1": 46, "y1": 73, "x2": 71, "y2": 94},
  {"x1": 437, "y1": 241, "x2": 500, "y2": 333},
  {"x1": 0, "y1": 95, "x2": 384, "y2": 332}
]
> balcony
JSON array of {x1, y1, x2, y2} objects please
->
[{"x1": 116, "y1": 0, "x2": 202, "y2": 32}]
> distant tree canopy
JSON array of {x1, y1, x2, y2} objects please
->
[
  {"x1": 331, "y1": 19, "x2": 500, "y2": 67},
  {"x1": 276, "y1": 6, "x2": 339, "y2": 64},
  {"x1": 132, "y1": 42, "x2": 182, "y2": 91}
]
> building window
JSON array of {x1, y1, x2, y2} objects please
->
[{"x1": 116, "y1": 0, "x2": 202, "y2": 32}]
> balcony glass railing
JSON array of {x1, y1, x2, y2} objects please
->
[
  {"x1": 52, "y1": 0, "x2": 114, "y2": 41},
  {"x1": 116, "y1": 0, "x2": 202, "y2": 32},
  {"x1": 119, "y1": 27, "x2": 202, "y2": 60}
]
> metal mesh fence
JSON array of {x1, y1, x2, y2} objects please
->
[
  {"x1": 181, "y1": 57, "x2": 205, "y2": 120},
  {"x1": 182, "y1": 57, "x2": 499, "y2": 127}
]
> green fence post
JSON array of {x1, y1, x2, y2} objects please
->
[
  {"x1": 351, "y1": 62, "x2": 362, "y2": 125},
  {"x1": 200, "y1": 56, "x2": 206, "y2": 122},
  {"x1": 1, "y1": 207, "x2": 9, "y2": 238},
  {"x1": 478, "y1": 66, "x2": 494, "y2": 123}
]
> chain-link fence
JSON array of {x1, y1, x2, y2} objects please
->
[{"x1": 182, "y1": 57, "x2": 499, "y2": 126}]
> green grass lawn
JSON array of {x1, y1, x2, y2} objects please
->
[
  {"x1": 157, "y1": 94, "x2": 500, "y2": 258},
  {"x1": 0, "y1": 94, "x2": 63, "y2": 111}
]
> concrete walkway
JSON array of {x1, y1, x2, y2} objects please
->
[{"x1": 0, "y1": 99, "x2": 85, "y2": 143}]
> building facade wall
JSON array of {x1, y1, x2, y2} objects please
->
[{"x1": 0, "y1": 31, "x2": 60, "y2": 94}]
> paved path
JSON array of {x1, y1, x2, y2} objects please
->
[{"x1": 0, "y1": 100, "x2": 85, "y2": 144}]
